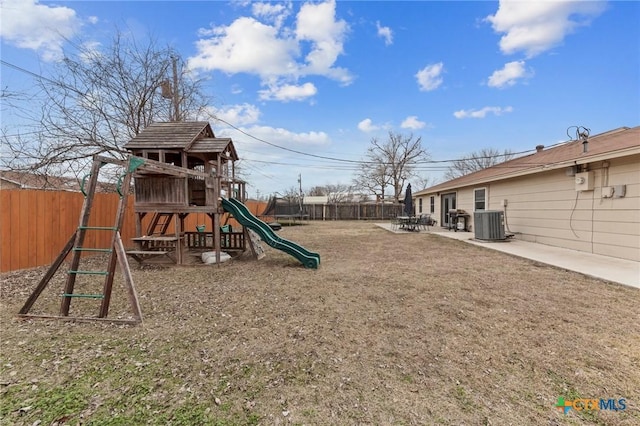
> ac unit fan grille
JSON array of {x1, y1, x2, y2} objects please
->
[{"x1": 473, "y1": 211, "x2": 505, "y2": 240}]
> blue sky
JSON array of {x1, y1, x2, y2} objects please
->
[{"x1": 1, "y1": 0, "x2": 639, "y2": 198}]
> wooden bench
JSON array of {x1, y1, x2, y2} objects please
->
[{"x1": 126, "y1": 250, "x2": 172, "y2": 264}]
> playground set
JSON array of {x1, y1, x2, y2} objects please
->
[{"x1": 18, "y1": 122, "x2": 320, "y2": 324}]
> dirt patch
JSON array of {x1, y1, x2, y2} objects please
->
[{"x1": 1, "y1": 221, "x2": 639, "y2": 425}]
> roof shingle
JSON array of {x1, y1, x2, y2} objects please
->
[
  {"x1": 123, "y1": 121, "x2": 213, "y2": 150},
  {"x1": 415, "y1": 126, "x2": 640, "y2": 195}
]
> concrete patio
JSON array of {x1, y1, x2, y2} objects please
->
[{"x1": 376, "y1": 222, "x2": 640, "y2": 289}]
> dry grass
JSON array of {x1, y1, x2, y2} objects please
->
[{"x1": 1, "y1": 221, "x2": 639, "y2": 425}]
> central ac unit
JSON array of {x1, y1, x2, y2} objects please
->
[{"x1": 474, "y1": 211, "x2": 505, "y2": 241}]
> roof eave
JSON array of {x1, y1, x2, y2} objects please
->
[{"x1": 415, "y1": 145, "x2": 640, "y2": 196}]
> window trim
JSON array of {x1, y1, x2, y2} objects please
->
[{"x1": 474, "y1": 187, "x2": 487, "y2": 211}]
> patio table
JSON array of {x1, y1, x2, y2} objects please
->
[{"x1": 397, "y1": 216, "x2": 420, "y2": 232}]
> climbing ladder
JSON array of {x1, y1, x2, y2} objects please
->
[
  {"x1": 18, "y1": 155, "x2": 144, "y2": 324},
  {"x1": 146, "y1": 212, "x2": 173, "y2": 235}
]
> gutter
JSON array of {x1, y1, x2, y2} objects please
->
[{"x1": 415, "y1": 146, "x2": 640, "y2": 196}]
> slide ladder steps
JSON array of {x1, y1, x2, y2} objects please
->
[{"x1": 147, "y1": 212, "x2": 173, "y2": 235}]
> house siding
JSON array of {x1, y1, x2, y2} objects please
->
[{"x1": 416, "y1": 154, "x2": 640, "y2": 262}]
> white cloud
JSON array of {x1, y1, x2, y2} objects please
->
[
  {"x1": 189, "y1": 17, "x2": 299, "y2": 77},
  {"x1": 188, "y1": 0, "x2": 352, "y2": 97},
  {"x1": 233, "y1": 125, "x2": 330, "y2": 148},
  {"x1": 486, "y1": 0, "x2": 606, "y2": 58},
  {"x1": 0, "y1": 0, "x2": 82, "y2": 61},
  {"x1": 376, "y1": 21, "x2": 393, "y2": 46},
  {"x1": 453, "y1": 106, "x2": 513, "y2": 119},
  {"x1": 295, "y1": 0, "x2": 351, "y2": 83},
  {"x1": 211, "y1": 103, "x2": 261, "y2": 126},
  {"x1": 487, "y1": 60, "x2": 532, "y2": 88},
  {"x1": 357, "y1": 118, "x2": 379, "y2": 132},
  {"x1": 415, "y1": 62, "x2": 444, "y2": 91},
  {"x1": 251, "y1": 1, "x2": 292, "y2": 28},
  {"x1": 401, "y1": 116, "x2": 426, "y2": 130},
  {"x1": 258, "y1": 82, "x2": 317, "y2": 102},
  {"x1": 78, "y1": 41, "x2": 102, "y2": 63}
]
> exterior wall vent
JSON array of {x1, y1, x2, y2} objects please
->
[{"x1": 474, "y1": 211, "x2": 505, "y2": 241}]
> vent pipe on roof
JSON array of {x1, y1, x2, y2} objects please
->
[
  {"x1": 579, "y1": 128, "x2": 590, "y2": 153},
  {"x1": 535, "y1": 144, "x2": 544, "y2": 152},
  {"x1": 566, "y1": 125, "x2": 591, "y2": 153}
]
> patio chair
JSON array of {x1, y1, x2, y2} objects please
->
[{"x1": 418, "y1": 214, "x2": 433, "y2": 231}]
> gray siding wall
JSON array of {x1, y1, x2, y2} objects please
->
[{"x1": 416, "y1": 155, "x2": 640, "y2": 261}]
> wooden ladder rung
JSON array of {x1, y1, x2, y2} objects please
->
[
  {"x1": 68, "y1": 270, "x2": 109, "y2": 275},
  {"x1": 62, "y1": 293, "x2": 105, "y2": 299},
  {"x1": 79, "y1": 226, "x2": 118, "y2": 231},
  {"x1": 126, "y1": 250, "x2": 170, "y2": 255}
]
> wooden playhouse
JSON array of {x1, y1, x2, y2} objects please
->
[{"x1": 123, "y1": 121, "x2": 250, "y2": 264}]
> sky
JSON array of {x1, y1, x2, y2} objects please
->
[{"x1": 1, "y1": 0, "x2": 639, "y2": 199}]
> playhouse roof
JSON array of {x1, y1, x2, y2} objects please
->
[
  {"x1": 189, "y1": 138, "x2": 238, "y2": 160},
  {"x1": 123, "y1": 121, "x2": 239, "y2": 161},
  {"x1": 124, "y1": 122, "x2": 212, "y2": 149}
]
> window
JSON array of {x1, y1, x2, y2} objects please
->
[
  {"x1": 474, "y1": 188, "x2": 486, "y2": 211},
  {"x1": 418, "y1": 198, "x2": 423, "y2": 213},
  {"x1": 430, "y1": 196, "x2": 435, "y2": 213}
]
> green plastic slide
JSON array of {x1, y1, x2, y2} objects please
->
[{"x1": 221, "y1": 198, "x2": 320, "y2": 269}]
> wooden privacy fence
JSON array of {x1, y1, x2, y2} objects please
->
[
  {"x1": 0, "y1": 190, "x2": 267, "y2": 272},
  {"x1": 1, "y1": 190, "x2": 135, "y2": 272}
]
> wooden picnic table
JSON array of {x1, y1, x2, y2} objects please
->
[{"x1": 129, "y1": 235, "x2": 183, "y2": 264}]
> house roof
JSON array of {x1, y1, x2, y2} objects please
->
[
  {"x1": 0, "y1": 170, "x2": 116, "y2": 192},
  {"x1": 123, "y1": 121, "x2": 214, "y2": 150},
  {"x1": 415, "y1": 126, "x2": 640, "y2": 196}
]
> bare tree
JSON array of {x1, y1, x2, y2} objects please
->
[
  {"x1": 444, "y1": 148, "x2": 515, "y2": 180},
  {"x1": 307, "y1": 183, "x2": 354, "y2": 202},
  {"x1": 353, "y1": 131, "x2": 430, "y2": 202},
  {"x1": 2, "y1": 31, "x2": 209, "y2": 178},
  {"x1": 307, "y1": 185, "x2": 327, "y2": 196},
  {"x1": 412, "y1": 175, "x2": 432, "y2": 192},
  {"x1": 280, "y1": 186, "x2": 302, "y2": 203},
  {"x1": 326, "y1": 183, "x2": 354, "y2": 203},
  {"x1": 353, "y1": 162, "x2": 392, "y2": 202}
]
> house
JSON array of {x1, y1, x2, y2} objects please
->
[
  {"x1": 0, "y1": 170, "x2": 115, "y2": 192},
  {"x1": 413, "y1": 126, "x2": 640, "y2": 262}
]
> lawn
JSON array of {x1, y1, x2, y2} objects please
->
[{"x1": 1, "y1": 221, "x2": 639, "y2": 425}]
